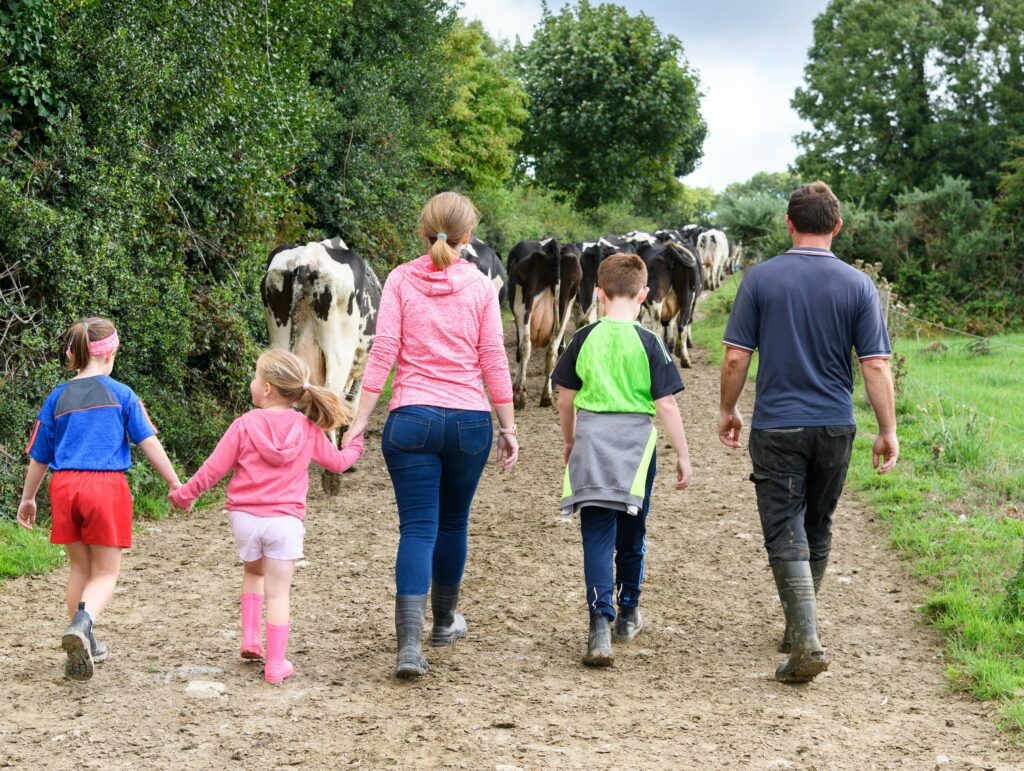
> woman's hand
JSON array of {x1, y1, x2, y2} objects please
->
[
  {"x1": 497, "y1": 433, "x2": 519, "y2": 473},
  {"x1": 16, "y1": 499, "x2": 36, "y2": 530},
  {"x1": 341, "y1": 422, "x2": 365, "y2": 449}
]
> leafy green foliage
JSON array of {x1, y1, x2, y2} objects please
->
[
  {"x1": 793, "y1": 0, "x2": 1024, "y2": 207},
  {"x1": 0, "y1": 0, "x2": 66, "y2": 149},
  {"x1": 427, "y1": 20, "x2": 529, "y2": 190},
  {"x1": 516, "y1": 1, "x2": 705, "y2": 211},
  {"x1": 302, "y1": 0, "x2": 455, "y2": 266}
]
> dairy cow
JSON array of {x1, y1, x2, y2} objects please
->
[
  {"x1": 464, "y1": 238, "x2": 507, "y2": 304},
  {"x1": 507, "y1": 238, "x2": 582, "y2": 409},
  {"x1": 260, "y1": 237, "x2": 382, "y2": 493},
  {"x1": 577, "y1": 235, "x2": 638, "y2": 324},
  {"x1": 636, "y1": 240, "x2": 703, "y2": 368}
]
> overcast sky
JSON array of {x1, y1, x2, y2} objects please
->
[{"x1": 459, "y1": 0, "x2": 830, "y2": 191}]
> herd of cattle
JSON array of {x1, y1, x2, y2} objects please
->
[{"x1": 259, "y1": 225, "x2": 741, "y2": 487}]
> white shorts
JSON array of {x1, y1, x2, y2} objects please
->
[{"x1": 228, "y1": 511, "x2": 305, "y2": 562}]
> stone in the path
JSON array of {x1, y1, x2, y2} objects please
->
[
  {"x1": 185, "y1": 680, "x2": 226, "y2": 699},
  {"x1": 766, "y1": 761, "x2": 792, "y2": 770},
  {"x1": 177, "y1": 664, "x2": 223, "y2": 679}
]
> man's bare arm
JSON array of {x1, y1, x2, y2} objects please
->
[
  {"x1": 719, "y1": 346, "x2": 753, "y2": 448},
  {"x1": 860, "y1": 358, "x2": 899, "y2": 474}
]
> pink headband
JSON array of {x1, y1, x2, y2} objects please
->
[{"x1": 88, "y1": 330, "x2": 119, "y2": 357}]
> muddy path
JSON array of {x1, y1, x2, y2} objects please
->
[{"x1": 2, "y1": 314, "x2": 1021, "y2": 770}]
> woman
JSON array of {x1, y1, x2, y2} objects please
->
[{"x1": 343, "y1": 192, "x2": 519, "y2": 678}]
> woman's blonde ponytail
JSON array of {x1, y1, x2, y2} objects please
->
[
  {"x1": 256, "y1": 350, "x2": 352, "y2": 430},
  {"x1": 419, "y1": 192, "x2": 480, "y2": 270}
]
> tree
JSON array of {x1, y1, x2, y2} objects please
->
[
  {"x1": 302, "y1": 0, "x2": 456, "y2": 264},
  {"x1": 723, "y1": 171, "x2": 800, "y2": 202},
  {"x1": 516, "y1": 1, "x2": 705, "y2": 210},
  {"x1": 793, "y1": 0, "x2": 1024, "y2": 207},
  {"x1": 426, "y1": 20, "x2": 529, "y2": 190}
]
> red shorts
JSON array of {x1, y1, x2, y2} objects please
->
[{"x1": 49, "y1": 471, "x2": 133, "y2": 548}]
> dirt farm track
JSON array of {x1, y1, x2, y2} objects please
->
[{"x1": 1, "y1": 316, "x2": 1022, "y2": 770}]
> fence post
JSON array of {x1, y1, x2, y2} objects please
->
[{"x1": 877, "y1": 286, "x2": 891, "y2": 329}]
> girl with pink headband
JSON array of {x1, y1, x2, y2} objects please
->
[{"x1": 17, "y1": 316, "x2": 182, "y2": 681}]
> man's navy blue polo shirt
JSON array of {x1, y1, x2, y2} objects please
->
[{"x1": 723, "y1": 247, "x2": 891, "y2": 429}]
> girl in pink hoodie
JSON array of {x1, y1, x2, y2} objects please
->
[{"x1": 169, "y1": 349, "x2": 363, "y2": 683}]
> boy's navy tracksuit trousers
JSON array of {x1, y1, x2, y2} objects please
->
[{"x1": 579, "y1": 450, "x2": 657, "y2": 620}]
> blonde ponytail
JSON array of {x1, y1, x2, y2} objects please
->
[
  {"x1": 419, "y1": 191, "x2": 480, "y2": 270},
  {"x1": 256, "y1": 350, "x2": 352, "y2": 430}
]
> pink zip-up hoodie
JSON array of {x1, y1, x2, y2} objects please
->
[
  {"x1": 168, "y1": 409, "x2": 363, "y2": 519},
  {"x1": 362, "y1": 254, "x2": 513, "y2": 411}
]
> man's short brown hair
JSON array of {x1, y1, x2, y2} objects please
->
[
  {"x1": 787, "y1": 181, "x2": 841, "y2": 235},
  {"x1": 598, "y1": 253, "x2": 647, "y2": 299}
]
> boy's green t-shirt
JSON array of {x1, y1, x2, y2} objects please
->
[{"x1": 550, "y1": 318, "x2": 684, "y2": 414}]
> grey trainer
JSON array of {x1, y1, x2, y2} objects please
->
[{"x1": 613, "y1": 606, "x2": 643, "y2": 644}]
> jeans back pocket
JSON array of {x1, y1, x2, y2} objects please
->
[
  {"x1": 457, "y1": 418, "x2": 493, "y2": 456},
  {"x1": 385, "y1": 413, "x2": 432, "y2": 452}
]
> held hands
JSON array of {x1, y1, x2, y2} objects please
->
[
  {"x1": 341, "y1": 421, "x2": 367, "y2": 450},
  {"x1": 497, "y1": 432, "x2": 519, "y2": 474},
  {"x1": 872, "y1": 431, "x2": 899, "y2": 474},
  {"x1": 718, "y1": 408, "x2": 743, "y2": 449},
  {"x1": 167, "y1": 480, "x2": 193, "y2": 513},
  {"x1": 16, "y1": 499, "x2": 36, "y2": 530}
]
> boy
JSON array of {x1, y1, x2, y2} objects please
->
[{"x1": 551, "y1": 253, "x2": 694, "y2": 667}]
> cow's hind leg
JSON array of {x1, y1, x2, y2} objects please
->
[{"x1": 512, "y1": 291, "x2": 530, "y2": 411}]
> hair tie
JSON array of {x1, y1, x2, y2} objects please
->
[
  {"x1": 302, "y1": 382, "x2": 310, "y2": 392},
  {"x1": 436, "y1": 232, "x2": 447, "y2": 241}
]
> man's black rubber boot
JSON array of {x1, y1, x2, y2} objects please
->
[
  {"x1": 90, "y1": 632, "x2": 109, "y2": 664},
  {"x1": 582, "y1": 614, "x2": 613, "y2": 667},
  {"x1": 430, "y1": 582, "x2": 467, "y2": 648},
  {"x1": 62, "y1": 602, "x2": 95, "y2": 681},
  {"x1": 394, "y1": 594, "x2": 428, "y2": 678},
  {"x1": 780, "y1": 558, "x2": 828, "y2": 653},
  {"x1": 613, "y1": 606, "x2": 643, "y2": 644},
  {"x1": 772, "y1": 561, "x2": 828, "y2": 683}
]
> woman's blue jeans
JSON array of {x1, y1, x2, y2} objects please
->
[{"x1": 382, "y1": 406, "x2": 493, "y2": 596}]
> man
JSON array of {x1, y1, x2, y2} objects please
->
[{"x1": 718, "y1": 180, "x2": 899, "y2": 683}]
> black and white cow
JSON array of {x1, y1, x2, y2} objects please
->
[
  {"x1": 260, "y1": 237, "x2": 382, "y2": 493},
  {"x1": 696, "y1": 228, "x2": 730, "y2": 290},
  {"x1": 507, "y1": 238, "x2": 582, "y2": 409},
  {"x1": 577, "y1": 235, "x2": 638, "y2": 324},
  {"x1": 464, "y1": 238, "x2": 507, "y2": 305},
  {"x1": 636, "y1": 240, "x2": 703, "y2": 368}
]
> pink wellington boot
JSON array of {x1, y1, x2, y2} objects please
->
[
  {"x1": 241, "y1": 594, "x2": 264, "y2": 659},
  {"x1": 264, "y1": 622, "x2": 294, "y2": 684}
]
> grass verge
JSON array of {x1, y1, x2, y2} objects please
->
[
  {"x1": 0, "y1": 520, "x2": 64, "y2": 578},
  {"x1": 694, "y1": 271, "x2": 1024, "y2": 737}
]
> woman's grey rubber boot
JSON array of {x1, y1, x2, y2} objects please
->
[
  {"x1": 779, "y1": 558, "x2": 828, "y2": 653},
  {"x1": 582, "y1": 615, "x2": 614, "y2": 667},
  {"x1": 62, "y1": 601, "x2": 95, "y2": 681},
  {"x1": 430, "y1": 582, "x2": 467, "y2": 647},
  {"x1": 394, "y1": 594, "x2": 428, "y2": 678},
  {"x1": 772, "y1": 561, "x2": 828, "y2": 682}
]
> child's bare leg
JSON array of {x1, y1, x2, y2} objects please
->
[
  {"x1": 242, "y1": 559, "x2": 265, "y2": 596},
  {"x1": 264, "y1": 558, "x2": 294, "y2": 626},
  {"x1": 65, "y1": 542, "x2": 91, "y2": 619},
  {"x1": 79, "y1": 545, "x2": 122, "y2": 621}
]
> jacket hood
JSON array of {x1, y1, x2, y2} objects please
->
[
  {"x1": 402, "y1": 254, "x2": 481, "y2": 296},
  {"x1": 241, "y1": 409, "x2": 311, "y2": 466}
]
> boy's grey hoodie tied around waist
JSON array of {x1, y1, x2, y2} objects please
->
[{"x1": 561, "y1": 410, "x2": 657, "y2": 518}]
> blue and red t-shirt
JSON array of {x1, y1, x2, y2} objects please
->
[
  {"x1": 723, "y1": 247, "x2": 892, "y2": 429},
  {"x1": 26, "y1": 376, "x2": 158, "y2": 471}
]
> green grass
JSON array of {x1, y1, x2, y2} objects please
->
[
  {"x1": 694, "y1": 272, "x2": 1024, "y2": 738},
  {"x1": 0, "y1": 520, "x2": 64, "y2": 578}
]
